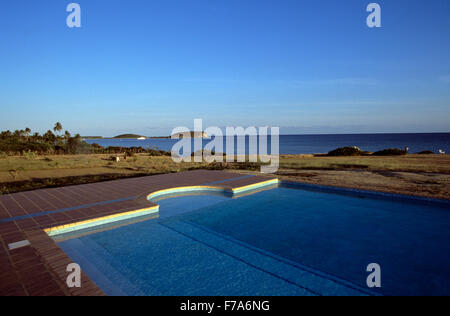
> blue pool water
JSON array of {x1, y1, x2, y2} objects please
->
[{"x1": 58, "y1": 184, "x2": 450, "y2": 296}]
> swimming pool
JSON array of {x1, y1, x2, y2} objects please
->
[{"x1": 56, "y1": 182, "x2": 450, "y2": 296}]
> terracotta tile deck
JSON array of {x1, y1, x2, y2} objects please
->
[{"x1": 0, "y1": 170, "x2": 276, "y2": 296}]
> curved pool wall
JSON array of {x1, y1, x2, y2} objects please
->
[
  {"x1": 146, "y1": 179, "x2": 280, "y2": 202},
  {"x1": 46, "y1": 178, "x2": 280, "y2": 237}
]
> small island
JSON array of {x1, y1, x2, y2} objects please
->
[
  {"x1": 171, "y1": 131, "x2": 209, "y2": 139},
  {"x1": 114, "y1": 134, "x2": 147, "y2": 139}
]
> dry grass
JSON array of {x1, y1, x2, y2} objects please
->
[
  {"x1": 279, "y1": 154, "x2": 450, "y2": 174},
  {"x1": 0, "y1": 154, "x2": 209, "y2": 182},
  {"x1": 275, "y1": 154, "x2": 450, "y2": 200},
  {"x1": 0, "y1": 153, "x2": 449, "y2": 199}
]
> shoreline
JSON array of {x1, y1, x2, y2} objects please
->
[
  {"x1": 81, "y1": 133, "x2": 450, "y2": 156},
  {"x1": 83, "y1": 137, "x2": 171, "y2": 140}
]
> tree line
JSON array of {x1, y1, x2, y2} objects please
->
[
  {"x1": 0, "y1": 122, "x2": 92, "y2": 155},
  {"x1": 0, "y1": 123, "x2": 169, "y2": 156}
]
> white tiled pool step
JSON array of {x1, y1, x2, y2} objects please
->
[{"x1": 160, "y1": 220, "x2": 379, "y2": 296}]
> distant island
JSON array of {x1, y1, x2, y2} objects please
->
[
  {"x1": 81, "y1": 135, "x2": 171, "y2": 140},
  {"x1": 81, "y1": 132, "x2": 209, "y2": 140},
  {"x1": 171, "y1": 131, "x2": 209, "y2": 139},
  {"x1": 114, "y1": 134, "x2": 147, "y2": 139}
]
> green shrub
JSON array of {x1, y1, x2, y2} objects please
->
[
  {"x1": 23, "y1": 150, "x2": 37, "y2": 160},
  {"x1": 373, "y1": 148, "x2": 407, "y2": 156},
  {"x1": 0, "y1": 140, "x2": 53, "y2": 155},
  {"x1": 327, "y1": 146, "x2": 363, "y2": 157},
  {"x1": 125, "y1": 151, "x2": 136, "y2": 158},
  {"x1": 148, "y1": 150, "x2": 163, "y2": 156},
  {"x1": 230, "y1": 162, "x2": 261, "y2": 171}
]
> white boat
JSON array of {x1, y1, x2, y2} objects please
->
[{"x1": 137, "y1": 137, "x2": 146, "y2": 140}]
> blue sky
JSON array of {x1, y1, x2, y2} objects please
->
[{"x1": 0, "y1": 0, "x2": 449, "y2": 136}]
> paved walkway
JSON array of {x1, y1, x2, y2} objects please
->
[{"x1": 0, "y1": 170, "x2": 275, "y2": 296}]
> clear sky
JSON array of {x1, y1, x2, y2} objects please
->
[{"x1": 1, "y1": 0, "x2": 449, "y2": 136}]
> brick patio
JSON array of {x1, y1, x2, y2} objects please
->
[{"x1": 0, "y1": 170, "x2": 275, "y2": 296}]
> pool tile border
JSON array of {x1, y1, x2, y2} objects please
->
[
  {"x1": 147, "y1": 178, "x2": 280, "y2": 201},
  {"x1": 44, "y1": 205, "x2": 160, "y2": 237}
]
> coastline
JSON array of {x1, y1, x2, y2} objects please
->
[
  {"x1": 83, "y1": 137, "x2": 171, "y2": 140},
  {"x1": 83, "y1": 133, "x2": 450, "y2": 155}
]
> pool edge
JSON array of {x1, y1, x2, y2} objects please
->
[{"x1": 46, "y1": 177, "x2": 280, "y2": 237}]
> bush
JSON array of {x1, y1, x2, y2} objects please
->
[
  {"x1": 125, "y1": 151, "x2": 136, "y2": 158},
  {"x1": 148, "y1": 149, "x2": 170, "y2": 156},
  {"x1": 373, "y1": 148, "x2": 407, "y2": 156},
  {"x1": 230, "y1": 162, "x2": 261, "y2": 171},
  {"x1": 0, "y1": 140, "x2": 54, "y2": 155},
  {"x1": 23, "y1": 150, "x2": 37, "y2": 160},
  {"x1": 327, "y1": 146, "x2": 363, "y2": 157},
  {"x1": 417, "y1": 150, "x2": 434, "y2": 155}
]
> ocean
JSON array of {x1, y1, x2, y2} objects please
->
[{"x1": 85, "y1": 133, "x2": 450, "y2": 155}]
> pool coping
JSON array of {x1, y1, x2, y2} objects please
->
[{"x1": 44, "y1": 178, "x2": 279, "y2": 237}]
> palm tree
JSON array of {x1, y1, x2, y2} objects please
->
[
  {"x1": 74, "y1": 133, "x2": 82, "y2": 142},
  {"x1": 64, "y1": 130, "x2": 71, "y2": 140},
  {"x1": 67, "y1": 134, "x2": 83, "y2": 154},
  {"x1": 24, "y1": 128, "x2": 31, "y2": 141},
  {"x1": 44, "y1": 130, "x2": 56, "y2": 144},
  {"x1": 13, "y1": 130, "x2": 21, "y2": 139},
  {"x1": 53, "y1": 122, "x2": 63, "y2": 134},
  {"x1": 0, "y1": 130, "x2": 12, "y2": 140},
  {"x1": 32, "y1": 132, "x2": 40, "y2": 142}
]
